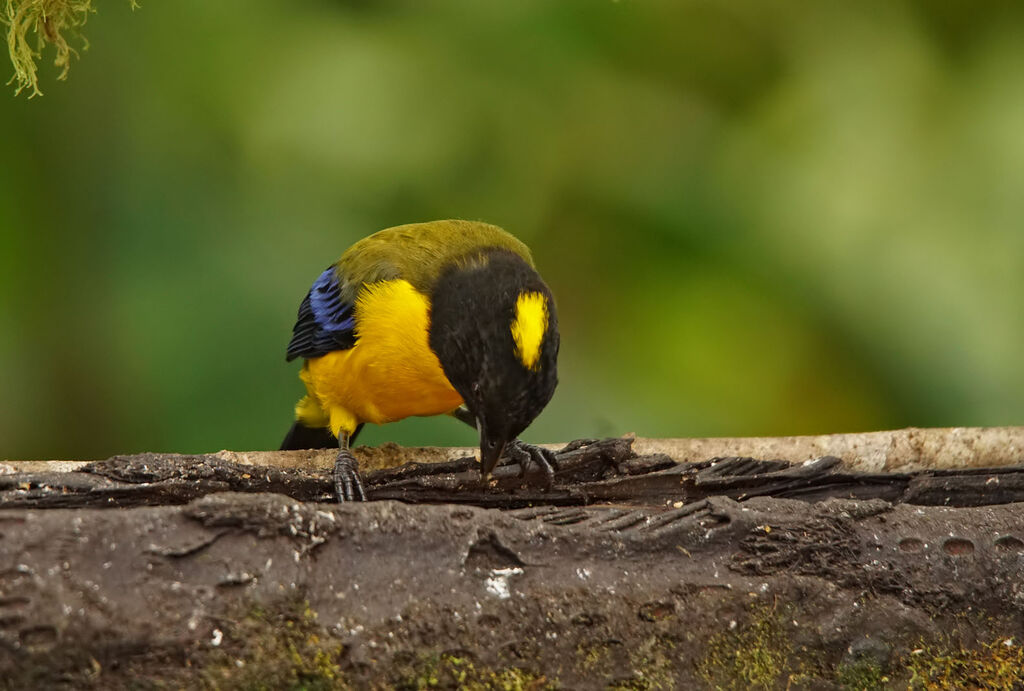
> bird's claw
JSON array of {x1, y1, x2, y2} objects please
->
[
  {"x1": 503, "y1": 440, "x2": 559, "y2": 488},
  {"x1": 333, "y1": 449, "x2": 366, "y2": 502}
]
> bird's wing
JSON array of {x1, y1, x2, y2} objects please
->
[
  {"x1": 285, "y1": 266, "x2": 359, "y2": 361},
  {"x1": 286, "y1": 221, "x2": 530, "y2": 361}
]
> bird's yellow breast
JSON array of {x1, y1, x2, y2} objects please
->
[{"x1": 298, "y1": 279, "x2": 463, "y2": 437}]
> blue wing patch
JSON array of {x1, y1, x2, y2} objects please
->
[
  {"x1": 309, "y1": 267, "x2": 355, "y2": 332},
  {"x1": 285, "y1": 267, "x2": 357, "y2": 361}
]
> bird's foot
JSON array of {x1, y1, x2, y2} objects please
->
[
  {"x1": 333, "y1": 448, "x2": 366, "y2": 502},
  {"x1": 503, "y1": 440, "x2": 559, "y2": 488}
]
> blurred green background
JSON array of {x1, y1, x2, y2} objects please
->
[{"x1": 3, "y1": 0, "x2": 1023, "y2": 460}]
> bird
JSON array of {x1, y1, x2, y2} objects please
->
[{"x1": 281, "y1": 220, "x2": 560, "y2": 501}]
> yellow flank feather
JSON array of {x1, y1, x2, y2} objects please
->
[
  {"x1": 511, "y1": 291, "x2": 549, "y2": 371},
  {"x1": 297, "y1": 279, "x2": 464, "y2": 439},
  {"x1": 294, "y1": 394, "x2": 330, "y2": 429}
]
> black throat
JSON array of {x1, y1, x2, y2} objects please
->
[{"x1": 428, "y1": 248, "x2": 559, "y2": 440}]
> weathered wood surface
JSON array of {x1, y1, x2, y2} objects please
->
[
  {"x1": 2, "y1": 490, "x2": 1023, "y2": 688},
  {"x1": 2, "y1": 432, "x2": 1024, "y2": 688},
  {"x1": 633, "y1": 425, "x2": 1024, "y2": 472},
  {"x1": 5, "y1": 425, "x2": 1024, "y2": 475},
  {"x1": 2, "y1": 437, "x2": 1023, "y2": 511}
]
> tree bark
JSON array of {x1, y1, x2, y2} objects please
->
[{"x1": 2, "y1": 430, "x2": 1023, "y2": 688}]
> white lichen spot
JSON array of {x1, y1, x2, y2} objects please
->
[
  {"x1": 576, "y1": 567, "x2": 591, "y2": 580},
  {"x1": 211, "y1": 629, "x2": 223, "y2": 646},
  {"x1": 485, "y1": 567, "x2": 523, "y2": 600}
]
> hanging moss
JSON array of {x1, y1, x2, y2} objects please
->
[{"x1": 3, "y1": 0, "x2": 135, "y2": 96}]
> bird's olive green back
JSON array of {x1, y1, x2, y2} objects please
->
[{"x1": 333, "y1": 220, "x2": 534, "y2": 303}]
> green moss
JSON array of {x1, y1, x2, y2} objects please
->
[
  {"x1": 607, "y1": 681, "x2": 651, "y2": 691},
  {"x1": 695, "y1": 604, "x2": 793, "y2": 691},
  {"x1": 836, "y1": 658, "x2": 889, "y2": 690},
  {"x1": 197, "y1": 598, "x2": 349, "y2": 691},
  {"x1": 393, "y1": 652, "x2": 556, "y2": 691},
  {"x1": 577, "y1": 641, "x2": 613, "y2": 673},
  {"x1": 3, "y1": 0, "x2": 137, "y2": 96},
  {"x1": 608, "y1": 635, "x2": 677, "y2": 690},
  {"x1": 904, "y1": 635, "x2": 1024, "y2": 690}
]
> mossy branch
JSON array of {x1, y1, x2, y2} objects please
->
[{"x1": 4, "y1": 0, "x2": 136, "y2": 97}]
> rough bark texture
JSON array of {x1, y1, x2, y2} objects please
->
[{"x1": 1, "y1": 430, "x2": 1023, "y2": 689}]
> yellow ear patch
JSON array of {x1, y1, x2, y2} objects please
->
[{"x1": 511, "y1": 292, "x2": 549, "y2": 371}]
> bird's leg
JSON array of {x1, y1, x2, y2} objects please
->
[
  {"x1": 333, "y1": 432, "x2": 366, "y2": 502},
  {"x1": 450, "y1": 406, "x2": 558, "y2": 485}
]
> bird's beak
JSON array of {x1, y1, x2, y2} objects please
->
[{"x1": 478, "y1": 416, "x2": 507, "y2": 480}]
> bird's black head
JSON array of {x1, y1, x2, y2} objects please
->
[{"x1": 428, "y1": 249, "x2": 559, "y2": 478}]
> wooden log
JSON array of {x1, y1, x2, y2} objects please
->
[
  {"x1": 2, "y1": 491, "x2": 1022, "y2": 688},
  {"x1": 2, "y1": 438, "x2": 1024, "y2": 510},
  {"x1": 5, "y1": 425, "x2": 1022, "y2": 475}
]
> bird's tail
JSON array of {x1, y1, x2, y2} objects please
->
[{"x1": 280, "y1": 421, "x2": 338, "y2": 450}]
